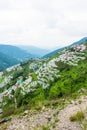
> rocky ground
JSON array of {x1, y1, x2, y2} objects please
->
[
  {"x1": 56, "y1": 96, "x2": 87, "y2": 130},
  {"x1": 0, "y1": 96, "x2": 87, "y2": 130}
]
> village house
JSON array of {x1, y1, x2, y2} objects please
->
[{"x1": 0, "y1": 72, "x2": 3, "y2": 77}]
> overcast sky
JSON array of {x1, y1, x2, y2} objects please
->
[{"x1": 0, "y1": 0, "x2": 87, "y2": 49}]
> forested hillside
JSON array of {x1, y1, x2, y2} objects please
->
[
  {"x1": 0, "y1": 41, "x2": 87, "y2": 130},
  {"x1": 0, "y1": 52, "x2": 19, "y2": 71},
  {"x1": 0, "y1": 45, "x2": 34, "y2": 61},
  {"x1": 0, "y1": 44, "x2": 35, "y2": 71}
]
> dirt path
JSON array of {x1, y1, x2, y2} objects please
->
[
  {"x1": 1, "y1": 96, "x2": 87, "y2": 130},
  {"x1": 56, "y1": 96, "x2": 87, "y2": 130}
]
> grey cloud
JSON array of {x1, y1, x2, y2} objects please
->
[
  {"x1": 0, "y1": 0, "x2": 87, "y2": 48},
  {"x1": 0, "y1": 0, "x2": 14, "y2": 10}
]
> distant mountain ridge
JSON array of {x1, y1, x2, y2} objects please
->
[
  {"x1": 17, "y1": 45, "x2": 50, "y2": 57},
  {"x1": 71, "y1": 37, "x2": 87, "y2": 46},
  {"x1": 0, "y1": 44, "x2": 34, "y2": 61},
  {"x1": 43, "y1": 48, "x2": 63, "y2": 58},
  {"x1": 0, "y1": 44, "x2": 35, "y2": 71},
  {"x1": 0, "y1": 38, "x2": 87, "y2": 129},
  {"x1": 43, "y1": 37, "x2": 87, "y2": 58},
  {"x1": 0, "y1": 37, "x2": 87, "y2": 71},
  {"x1": 0, "y1": 51, "x2": 19, "y2": 71}
]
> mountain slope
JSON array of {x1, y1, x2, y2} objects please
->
[
  {"x1": 71, "y1": 37, "x2": 87, "y2": 46},
  {"x1": 43, "y1": 37, "x2": 87, "y2": 58},
  {"x1": 1, "y1": 41, "x2": 87, "y2": 100},
  {"x1": 0, "y1": 52, "x2": 19, "y2": 71},
  {"x1": 43, "y1": 47, "x2": 63, "y2": 58},
  {"x1": 17, "y1": 45, "x2": 50, "y2": 57},
  {"x1": 0, "y1": 40, "x2": 87, "y2": 129},
  {"x1": 0, "y1": 40, "x2": 87, "y2": 130},
  {"x1": 0, "y1": 44, "x2": 34, "y2": 61}
]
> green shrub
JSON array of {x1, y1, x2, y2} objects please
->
[
  {"x1": 50, "y1": 122, "x2": 56, "y2": 128},
  {"x1": 51, "y1": 100, "x2": 58, "y2": 107},
  {"x1": 81, "y1": 119, "x2": 87, "y2": 130},
  {"x1": 41, "y1": 125, "x2": 50, "y2": 130},
  {"x1": 49, "y1": 85, "x2": 62, "y2": 99},
  {"x1": 2, "y1": 105, "x2": 15, "y2": 117},
  {"x1": 35, "y1": 106, "x2": 42, "y2": 111},
  {"x1": 43, "y1": 100, "x2": 51, "y2": 107},
  {"x1": 70, "y1": 110, "x2": 84, "y2": 121}
]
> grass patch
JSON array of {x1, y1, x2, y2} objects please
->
[
  {"x1": 50, "y1": 122, "x2": 56, "y2": 128},
  {"x1": 41, "y1": 125, "x2": 50, "y2": 130},
  {"x1": 81, "y1": 119, "x2": 87, "y2": 130},
  {"x1": 54, "y1": 118, "x2": 60, "y2": 123},
  {"x1": 70, "y1": 110, "x2": 84, "y2": 121}
]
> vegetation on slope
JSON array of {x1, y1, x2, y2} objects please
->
[
  {"x1": 0, "y1": 52, "x2": 19, "y2": 71},
  {"x1": 0, "y1": 42, "x2": 87, "y2": 120}
]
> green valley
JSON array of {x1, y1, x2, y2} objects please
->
[{"x1": 0, "y1": 40, "x2": 87, "y2": 130}]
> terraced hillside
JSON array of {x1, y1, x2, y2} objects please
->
[{"x1": 0, "y1": 41, "x2": 87, "y2": 130}]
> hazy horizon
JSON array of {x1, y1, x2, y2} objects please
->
[
  {"x1": 0, "y1": 0, "x2": 87, "y2": 49},
  {"x1": 0, "y1": 43, "x2": 61, "y2": 50}
]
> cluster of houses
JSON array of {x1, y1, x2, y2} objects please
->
[
  {"x1": 0, "y1": 63, "x2": 23, "y2": 89},
  {"x1": 58, "y1": 51, "x2": 85, "y2": 66},
  {"x1": 19, "y1": 44, "x2": 86, "y2": 94},
  {"x1": 6, "y1": 64, "x2": 22, "y2": 72},
  {"x1": 0, "y1": 44, "x2": 86, "y2": 104},
  {"x1": 29, "y1": 59, "x2": 47, "y2": 71},
  {"x1": 0, "y1": 75, "x2": 13, "y2": 88},
  {"x1": 0, "y1": 72, "x2": 3, "y2": 77},
  {"x1": 73, "y1": 44, "x2": 86, "y2": 52}
]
